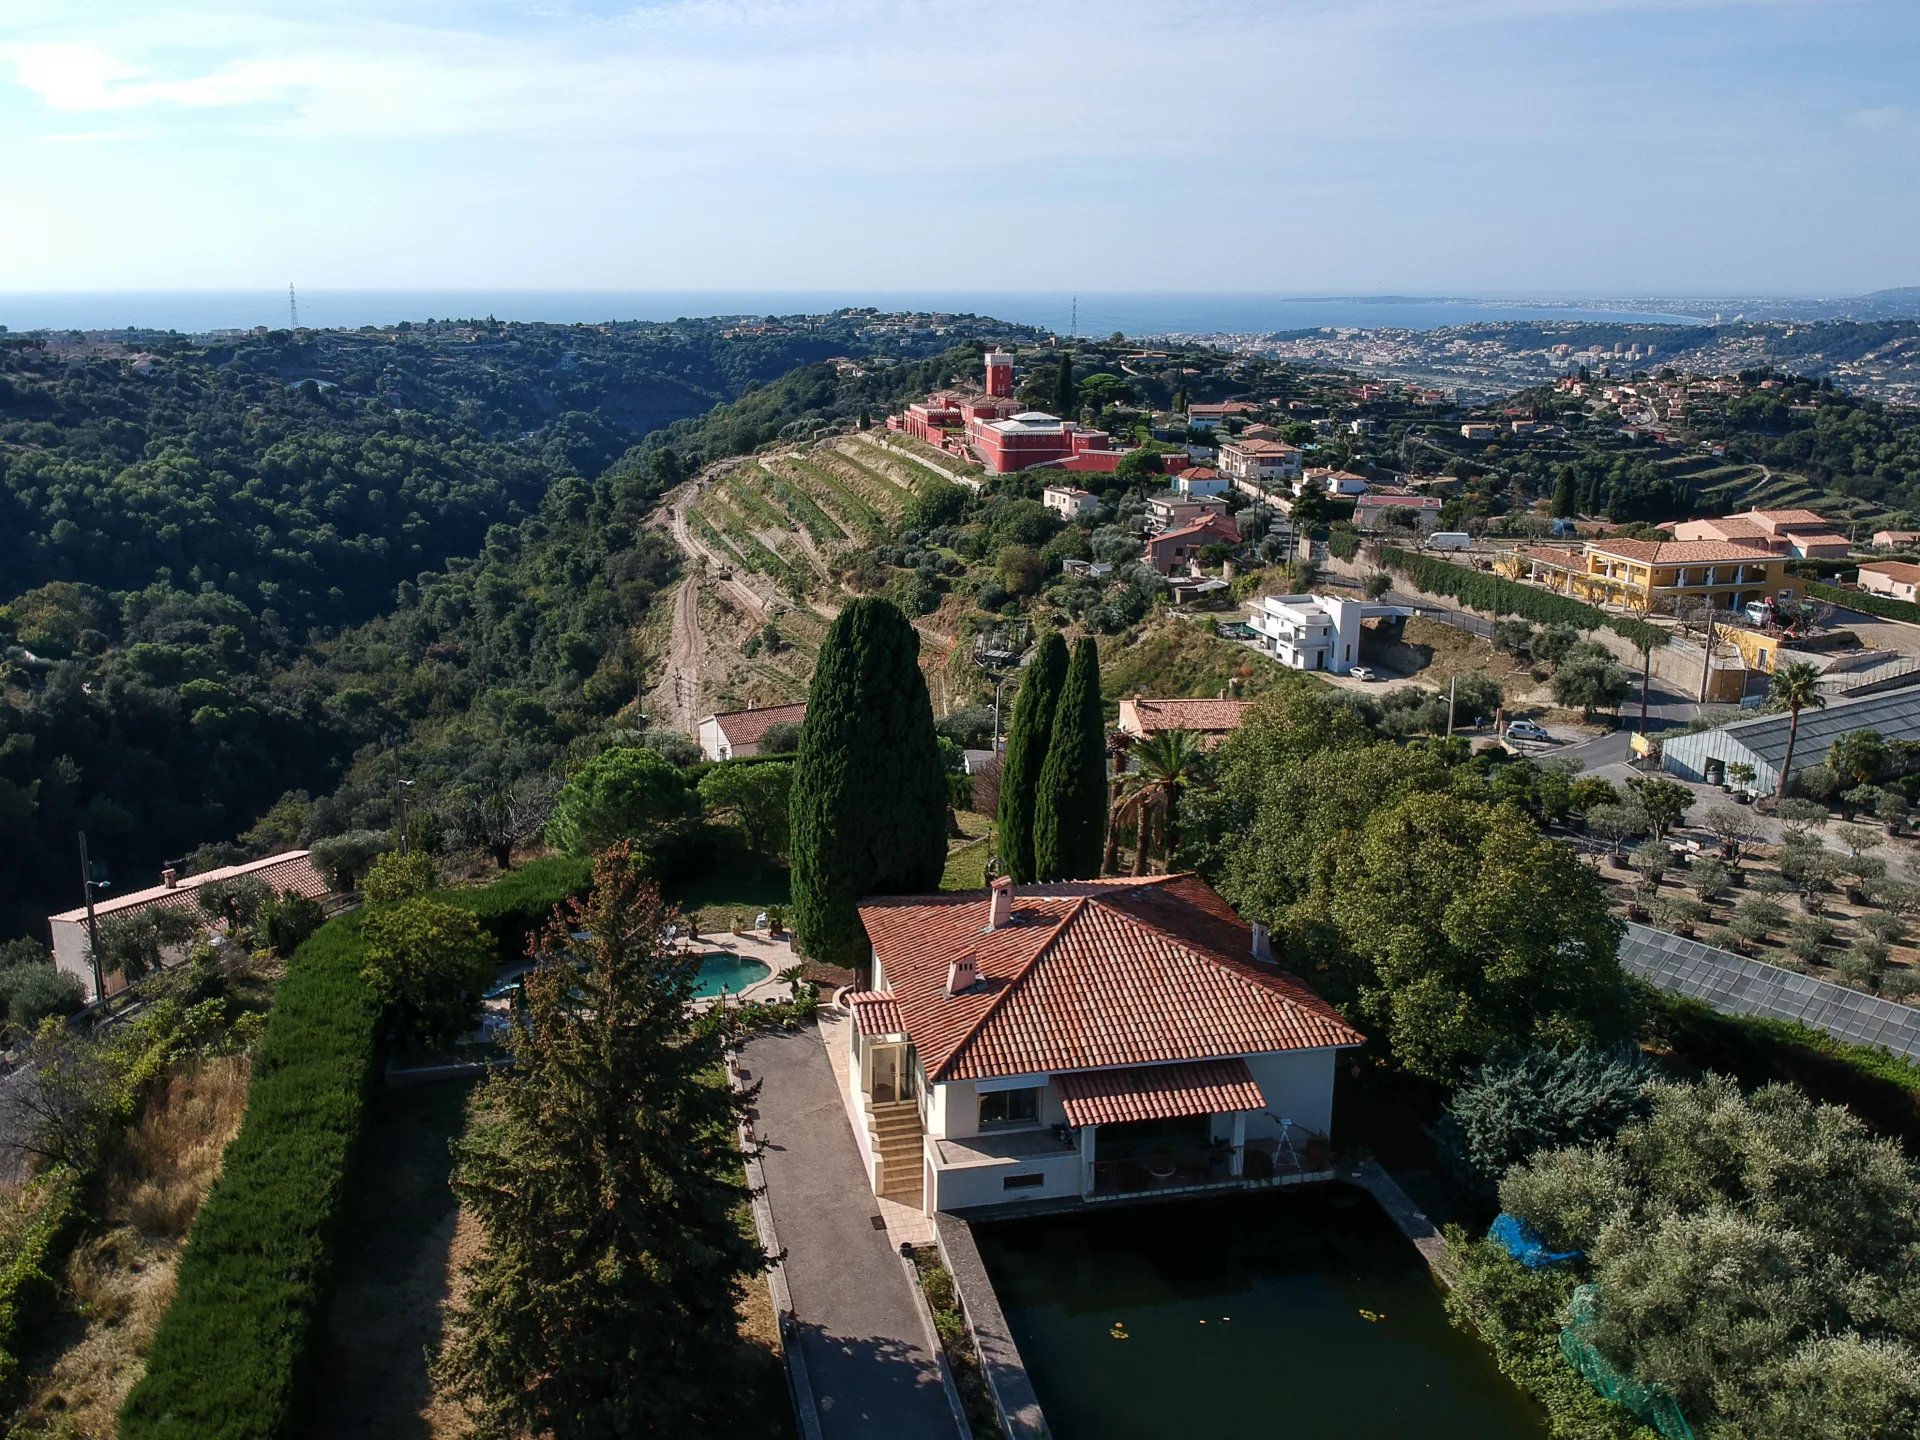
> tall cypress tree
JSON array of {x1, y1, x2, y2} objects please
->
[
  {"x1": 1054, "y1": 353, "x2": 1076, "y2": 416},
  {"x1": 1552, "y1": 468, "x2": 1577, "y2": 518},
  {"x1": 789, "y1": 598, "x2": 948, "y2": 967},
  {"x1": 995, "y1": 632, "x2": 1068, "y2": 883},
  {"x1": 1032, "y1": 638, "x2": 1107, "y2": 881}
]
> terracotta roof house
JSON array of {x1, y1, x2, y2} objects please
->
[
  {"x1": 842, "y1": 874, "x2": 1364, "y2": 1213},
  {"x1": 1872, "y1": 530, "x2": 1920, "y2": 552},
  {"x1": 1143, "y1": 515, "x2": 1241, "y2": 575},
  {"x1": 1116, "y1": 696, "x2": 1251, "y2": 744},
  {"x1": 697, "y1": 701, "x2": 807, "y2": 761},
  {"x1": 48, "y1": 851, "x2": 331, "y2": 1002},
  {"x1": 1671, "y1": 508, "x2": 1853, "y2": 560},
  {"x1": 1858, "y1": 560, "x2": 1920, "y2": 604}
]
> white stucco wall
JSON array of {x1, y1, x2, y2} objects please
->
[
  {"x1": 49, "y1": 917, "x2": 95, "y2": 1001},
  {"x1": 1241, "y1": 1049, "x2": 1339, "y2": 1140},
  {"x1": 930, "y1": 1148, "x2": 1084, "y2": 1211}
]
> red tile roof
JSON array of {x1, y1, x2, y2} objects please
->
[
  {"x1": 1149, "y1": 516, "x2": 1241, "y2": 548},
  {"x1": 857, "y1": 875, "x2": 1363, "y2": 1083},
  {"x1": 50, "y1": 851, "x2": 330, "y2": 925},
  {"x1": 1586, "y1": 538, "x2": 1774, "y2": 564},
  {"x1": 1862, "y1": 561, "x2": 1920, "y2": 584},
  {"x1": 1119, "y1": 697, "x2": 1251, "y2": 737},
  {"x1": 846, "y1": 990, "x2": 904, "y2": 1036},
  {"x1": 1058, "y1": 1058, "x2": 1266, "y2": 1126},
  {"x1": 709, "y1": 701, "x2": 807, "y2": 750}
]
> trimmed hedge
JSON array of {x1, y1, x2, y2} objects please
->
[
  {"x1": 1328, "y1": 527, "x2": 1360, "y2": 561},
  {"x1": 0, "y1": 1167, "x2": 83, "y2": 1406},
  {"x1": 1377, "y1": 546, "x2": 1667, "y2": 651},
  {"x1": 120, "y1": 915, "x2": 380, "y2": 1440},
  {"x1": 1808, "y1": 579, "x2": 1920, "y2": 626},
  {"x1": 122, "y1": 861, "x2": 587, "y2": 1440},
  {"x1": 436, "y1": 854, "x2": 592, "y2": 961}
]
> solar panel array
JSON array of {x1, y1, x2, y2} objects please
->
[{"x1": 1619, "y1": 922, "x2": 1920, "y2": 1062}]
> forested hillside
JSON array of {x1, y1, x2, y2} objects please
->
[{"x1": 0, "y1": 317, "x2": 1009, "y2": 938}]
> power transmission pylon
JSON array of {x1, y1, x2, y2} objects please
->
[{"x1": 288, "y1": 283, "x2": 299, "y2": 329}]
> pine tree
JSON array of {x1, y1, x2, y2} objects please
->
[
  {"x1": 995, "y1": 632, "x2": 1068, "y2": 882},
  {"x1": 1551, "y1": 468, "x2": 1577, "y2": 518},
  {"x1": 789, "y1": 597, "x2": 948, "y2": 966},
  {"x1": 1054, "y1": 353, "x2": 1076, "y2": 416},
  {"x1": 1032, "y1": 638, "x2": 1107, "y2": 880},
  {"x1": 431, "y1": 846, "x2": 765, "y2": 1438}
]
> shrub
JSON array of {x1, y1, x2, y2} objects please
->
[
  {"x1": 1809, "y1": 580, "x2": 1920, "y2": 625},
  {"x1": 360, "y1": 849, "x2": 439, "y2": 906},
  {"x1": 1786, "y1": 914, "x2": 1836, "y2": 963},
  {"x1": 0, "y1": 1167, "x2": 84, "y2": 1406},
  {"x1": 1440, "y1": 1047, "x2": 1650, "y2": 1192},
  {"x1": 438, "y1": 854, "x2": 593, "y2": 963},
  {"x1": 361, "y1": 899, "x2": 494, "y2": 1050}
]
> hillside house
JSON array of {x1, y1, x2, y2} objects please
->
[
  {"x1": 1042, "y1": 484, "x2": 1099, "y2": 521},
  {"x1": 842, "y1": 875, "x2": 1363, "y2": 1213},
  {"x1": 698, "y1": 701, "x2": 808, "y2": 761},
  {"x1": 1669, "y1": 508, "x2": 1851, "y2": 561},
  {"x1": 49, "y1": 851, "x2": 331, "y2": 1002},
  {"x1": 1116, "y1": 696, "x2": 1251, "y2": 745},
  {"x1": 1144, "y1": 515, "x2": 1241, "y2": 575},
  {"x1": 1858, "y1": 561, "x2": 1920, "y2": 604}
]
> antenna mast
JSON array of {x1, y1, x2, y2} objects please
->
[
  {"x1": 1069, "y1": 295, "x2": 1077, "y2": 339},
  {"x1": 288, "y1": 283, "x2": 300, "y2": 329}
]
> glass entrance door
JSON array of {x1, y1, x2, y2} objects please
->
[{"x1": 870, "y1": 1043, "x2": 905, "y2": 1104}]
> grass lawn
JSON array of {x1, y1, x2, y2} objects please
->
[
  {"x1": 942, "y1": 835, "x2": 991, "y2": 892},
  {"x1": 667, "y1": 866, "x2": 793, "y2": 933}
]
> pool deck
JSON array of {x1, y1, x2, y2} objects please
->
[{"x1": 685, "y1": 928, "x2": 800, "y2": 1010}]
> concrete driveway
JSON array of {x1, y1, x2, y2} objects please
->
[{"x1": 742, "y1": 1026, "x2": 959, "y2": 1440}]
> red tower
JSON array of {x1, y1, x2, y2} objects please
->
[{"x1": 984, "y1": 349, "x2": 1014, "y2": 399}]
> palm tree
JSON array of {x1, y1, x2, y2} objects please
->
[
  {"x1": 1769, "y1": 660, "x2": 1827, "y2": 799},
  {"x1": 1100, "y1": 731, "x2": 1135, "y2": 876},
  {"x1": 1108, "y1": 729, "x2": 1207, "y2": 874}
]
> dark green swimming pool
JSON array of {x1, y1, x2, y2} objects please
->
[{"x1": 974, "y1": 1188, "x2": 1547, "y2": 1440}]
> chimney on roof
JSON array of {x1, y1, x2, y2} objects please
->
[
  {"x1": 946, "y1": 954, "x2": 980, "y2": 996},
  {"x1": 161, "y1": 868, "x2": 179, "y2": 890},
  {"x1": 1251, "y1": 922, "x2": 1274, "y2": 964},
  {"x1": 986, "y1": 875, "x2": 1013, "y2": 931}
]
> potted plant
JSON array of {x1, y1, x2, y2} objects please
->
[
  {"x1": 766, "y1": 905, "x2": 788, "y2": 936},
  {"x1": 1727, "y1": 762, "x2": 1756, "y2": 799}
]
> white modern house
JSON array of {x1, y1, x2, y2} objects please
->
[
  {"x1": 1245, "y1": 592, "x2": 1386, "y2": 674},
  {"x1": 1171, "y1": 467, "x2": 1231, "y2": 499},
  {"x1": 1041, "y1": 484, "x2": 1099, "y2": 521},
  {"x1": 841, "y1": 875, "x2": 1364, "y2": 1214}
]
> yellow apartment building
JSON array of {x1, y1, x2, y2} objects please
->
[{"x1": 1512, "y1": 539, "x2": 1802, "y2": 613}]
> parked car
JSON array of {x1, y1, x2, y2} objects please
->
[
  {"x1": 1349, "y1": 666, "x2": 1378, "y2": 681},
  {"x1": 1506, "y1": 719, "x2": 1553, "y2": 743}
]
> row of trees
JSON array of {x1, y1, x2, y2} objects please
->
[{"x1": 995, "y1": 633, "x2": 1109, "y2": 883}]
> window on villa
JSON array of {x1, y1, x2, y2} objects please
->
[
  {"x1": 1002, "y1": 1173, "x2": 1045, "y2": 1192},
  {"x1": 979, "y1": 1087, "x2": 1040, "y2": 1129}
]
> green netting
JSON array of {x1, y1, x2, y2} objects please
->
[{"x1": 1559, "y1": 1284, "x2": 1696, "y2": 1440}]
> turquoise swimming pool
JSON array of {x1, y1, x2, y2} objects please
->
[{"x1": 692, "y1": 952, "x2": 772, "y2": 998}]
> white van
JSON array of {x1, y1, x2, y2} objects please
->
[{"x1": 1425, "y1": 532, "x2": 1471, "y2": 552}]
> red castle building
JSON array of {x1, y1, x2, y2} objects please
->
[{"x1": 889, "y1": 349, "x2": 1111, "y2": 474}]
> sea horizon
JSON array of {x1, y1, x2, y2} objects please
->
[{"x1": 0, "y1": 288, "x2": 1716, "y2": 337}]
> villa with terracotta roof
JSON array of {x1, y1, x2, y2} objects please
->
[
  {"x1": 697, "y1": 701, "x2": 807, "y2": 761},
  {"x1": 48, "y1": 850, "x2": 331, "y2": 1001},
  {"x1": 841, "y1": 875, "x2": 1364, "y2": 1213},
  {"x1": 1512, "y1": 537, "x2": 1801, "y2": 613},
  {"x1": 1115, "y1": 696, "x2": 1251, "y2": 744},
  {"x1": 1669, "y1": 507, "x2": 1852, "y2": 560},
  {"x1": 1858, "y1": 560, "x2": 1920, "y2": 604}
]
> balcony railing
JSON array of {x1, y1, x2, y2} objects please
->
[{"x1": 1087, "y1": 1133, "x2": 1329, "y2": 1198}]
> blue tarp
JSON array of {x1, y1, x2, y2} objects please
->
[{"x1": 1490, "y1": 1212, "x2": 1582, "y2": 1268}]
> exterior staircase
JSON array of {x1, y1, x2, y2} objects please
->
[{"x1": 869, "y1": 1099, "x2": 926, "y2": 1207}]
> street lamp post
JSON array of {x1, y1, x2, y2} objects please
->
[{"x1": 77, "y1": 830, "x2": 107, "y2": 1003}]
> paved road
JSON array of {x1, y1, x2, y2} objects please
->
[
  {"x1": 743, "y1": 1026, "x2": 958, "y2": 1440},
  {"x1": 1553, "y1": 677, "x2": 1702, "y2": 772}
]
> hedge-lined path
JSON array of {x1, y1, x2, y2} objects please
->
[{"x1": 741, "y1": 1026, "x2": 961, "y2": 1440}]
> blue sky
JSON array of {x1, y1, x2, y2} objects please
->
[{"x1": 1, "y1": 0, "x2": 1915, "y2": 295}]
